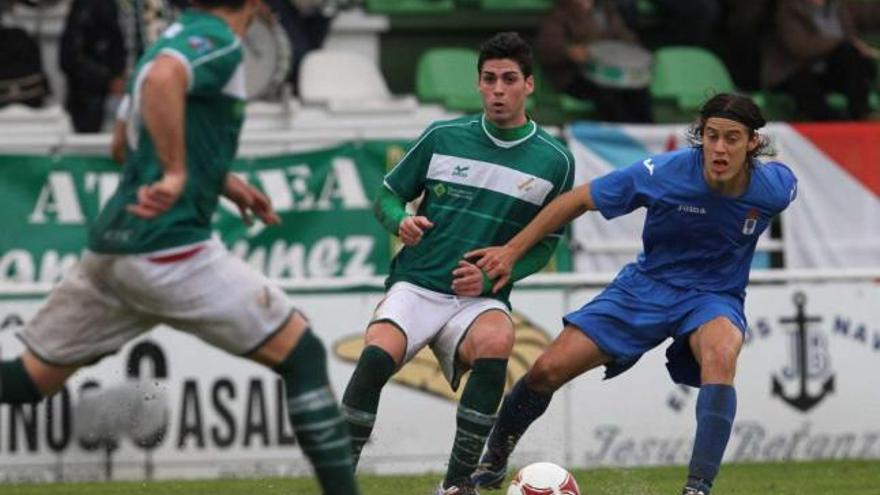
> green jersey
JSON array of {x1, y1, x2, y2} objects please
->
[
  {"x1": 89, "y1": 10, "x2": 245, "y2": 254},
  {"x1": 384, "y1": 114, "x2": 575, "y2": 304}
]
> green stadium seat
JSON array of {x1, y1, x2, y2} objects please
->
[
  {"x1": 650, "y1": 46, "x2": 736, "y2": 122},
  {"x1": 529, "y1": 65, "x2": 596, "y2": 124},
  {"x1": 365, "y1": 0, "x2": 455, "y2": 15},
  {"x1": 477, "y1": 0, "x2": 552, "y2": 12},
  {"x1": 416, "y1": 48, "x2": 483, "y2": 112},
  {"x1": 750, "y1": 91, "x2": 797, "y2": 121}
]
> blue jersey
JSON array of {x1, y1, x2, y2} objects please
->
[{"x1": 590, "y1": 148, "x2": 797, "y2": 296}]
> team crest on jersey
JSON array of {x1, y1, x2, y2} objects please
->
[
  {"x1": 742, "y1": 208, "x2": 759, "y2": 235},
  {"x1": 187, "y1": 35, "x2": 214, "y2": 55}
]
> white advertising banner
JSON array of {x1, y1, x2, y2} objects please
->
[{"x1": 0, "y1": 280, "x2": 877, "y2": 482}]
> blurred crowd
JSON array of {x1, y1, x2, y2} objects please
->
[
  {"x1": 539, "y1": 0, "x2": 880, "y2": 122},
  {"x1": 0, "y1": 0, "x2": 878, "y2": 131}
]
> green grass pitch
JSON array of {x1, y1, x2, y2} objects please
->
[{"x1": 2, "y1": 460, "x2": 878, "y2": 494}]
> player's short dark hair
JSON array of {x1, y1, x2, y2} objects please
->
[
  {"x1": 192, "y1": 0, "x2": 247, "y2": 8},
  {"x1": 478, "y1": 32, "x2": 534, "y2": 78},
  {"x1": 687, "y1": 92, "x2": 774, "y2": 162}
]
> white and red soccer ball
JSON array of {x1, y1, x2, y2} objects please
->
[{"x1": 506, "y1": 462, "x2": 581, "y2": 495}]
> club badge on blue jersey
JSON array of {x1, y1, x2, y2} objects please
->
[{"x1": 742, "y1": 208, "x2": 759, "y2": 235}]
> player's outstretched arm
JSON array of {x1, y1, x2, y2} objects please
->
[
  {"x1": 127, "y1": 54, "x2": 187, "y2": 219},
  {"x1": 467, "y1": 182, "x2": 595, "y2": 283},
  {"x1": 373, "y1": 185, "x2": 433, "y2": 246}
]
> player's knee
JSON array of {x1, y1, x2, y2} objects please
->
[
  {"x1": 274, "y1": 329, "x2": 329, "y2": 390},
  {"x1": 472, "y1": 329, "x2": 514, "y2": 359},
  {"x1": 699, "y1": 341, "x2": 739, "y2": 382},
  {"x1": 526, "y1": 355, "x2": 566, "y2": 394}
]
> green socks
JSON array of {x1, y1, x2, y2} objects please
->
[
  {"x1": 444, "y1": 358, "x2": 508, "y2": 487},
  {"x1": 274, "y1": 329, "x2": 359, "y2": 495},
  {"x1": 0, "y1": 358, "x2": 43, "y2": 404},
  {"x1": 341, "y1": 345, "x2": 397, "y2": 468}
]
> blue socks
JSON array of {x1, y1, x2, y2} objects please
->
[
  {"x1": 482, "y1": 377, "x2": 552, "y2": 467},
  {"x1": 687, "y1": 384, "x2": 737, "y2": 493}
]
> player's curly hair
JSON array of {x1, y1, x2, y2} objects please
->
[
  {"x1": 478, "y1": 32, "x2": 534, "y2": 78},
  {"x1": 687, "y1": 93, "x2": 775, "y2": 163}
]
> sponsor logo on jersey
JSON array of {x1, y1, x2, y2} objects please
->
[
  {"x1": 677, "y1": 204, "x2": 706, "y2": 215},
  {"x1": 642, "y1": 158, "x2": 655, "y2": 175},
  {"x1": 742, "y1": 208, "x2": 759, "y2": 235},
  {"x1": 518, "y1": 177, "x2": 535, "y2": 192},
  {"x1": 433, "y1": 183, "x2": 447, "y2": 197},
  {"x1": 451, "y1": 165, "x2": 470, "y2": 178},
  {"x1": 187, "y1": 35, "x2": 214, "y2": 55}
]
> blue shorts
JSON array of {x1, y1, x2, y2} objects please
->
[{"x1": 563, "y1": 264, "x2": 746, "y2": 387}]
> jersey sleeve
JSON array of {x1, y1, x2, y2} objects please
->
[
  {"x1": 383, "y1": 124, "x2": 439, "y2": 202},
  {"x1": 767, "y1": 162, "x2": 798, "y2": 213},
  {"x1": 589, "y1": 159, "x2": 654, "y2": 219},
  {"x1": 160, "y1": 32, "x2": 241, "y2": 94}
]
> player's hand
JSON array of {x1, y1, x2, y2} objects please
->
[
  {"x1": 223, "y1": 175, "x2": 280, "y2": 226},
  {"x1": 128, "y1": 171, "x2": 186, "y2": 219},
  {"x1": 451, "y1": 260, "x2": 485, "y2": 297},
  {"x1": 398, "y1": 215, "x2": 433, "y2": 246},
  {"x1": 465, "y1": 245, "x2": 516, "y2": 293}
]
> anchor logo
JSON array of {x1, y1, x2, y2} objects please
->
[{"x1": 771, "y1": 292, "x2": 835, "y2": 412}]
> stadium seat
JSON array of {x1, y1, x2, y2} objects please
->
[
  {"x1": 650, "y1": 46, "x2": 736, "y2": 122},
  {"x1": 364, "y1": 0, "x2": 455, "y2": 15},
  {"x1": 416, "y1": 48, "x2": 483, "y2": 112},
  {"x1": 530, "y1": 66, "x2": 596, "y2": 124},
  {"x1": 299, "y1": 50, "x2": 417, "y2": 112}
]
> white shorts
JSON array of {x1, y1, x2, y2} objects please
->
[
  {"x1": 371, "y1": 282, "x2": 509, "y2": 390},
  {"x1": 20, "y1": 238, "x2": 294, "y2": 366}
]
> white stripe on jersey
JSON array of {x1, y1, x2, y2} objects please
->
[{"x1": 426, "y1": 153, "x2": 554, "y2": 206}]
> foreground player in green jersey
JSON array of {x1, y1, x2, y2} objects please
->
[
  {"x1": 0, "y1": 2, "x2": 359, "y2": 493},
  {"x1": 341, "y1": 32, "x2": 575, "y2": 495}
]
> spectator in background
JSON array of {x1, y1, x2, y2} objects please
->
[
  {"x1": 615, "y1": 0, "x2": 722, "y2": 48},
  {"x1": 60, "y1": 0, "x2": 126, "y2": 133},
  {"x1": 763, "y1": 0, "x2": 879, "y2": 121},
  {"x1": 537, "y1": 0, "x2": 653, "y2": 123},
  {"x1": 264, "y1": 0, "x2": 336, "y2": 95},
  {"x1": 718, "y1": 0, "x2": 775, "y2": 91},
  {"x1": 0, "y1": 15, "x2": 50, "y2": 108}
]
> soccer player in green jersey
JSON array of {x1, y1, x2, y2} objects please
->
[
  {"x1": 0, "y1": 2, "x2": 359, "y2": 494},
  {"x1": 341, "y1": 32, "x2": 575, "y2": 495}
]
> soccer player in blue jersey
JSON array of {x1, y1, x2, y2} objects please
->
[{"x1": 466, "y1": 93, "x2": 798, "y2": 495}]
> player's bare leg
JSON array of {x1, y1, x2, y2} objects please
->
[
  {"x1": 341, "y1": 322, "x2": 406, "y2": 468},
  {"x1": 473, "y1": 325, "x2": 610, "y2": 489},
  {"x1": 249, "y1": 312, "x2": 360, "y2": 495},
  {"x1": 682, "y1": 316, "x2": 743, "y2": 495},
  {"x1": 438, "y1": 309, "x2": 514, "y2": 493}
]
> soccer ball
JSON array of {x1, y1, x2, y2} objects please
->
[{"x1": 506, "y1": 462, "x2": 581, "y2": 495}]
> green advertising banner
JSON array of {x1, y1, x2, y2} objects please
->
[
  {"x1": 0, "y1": 141, "x2": 410, "y2": 284},
  {"x1": 1, "y1": 141, "x2": 569, "y2": 284}
]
